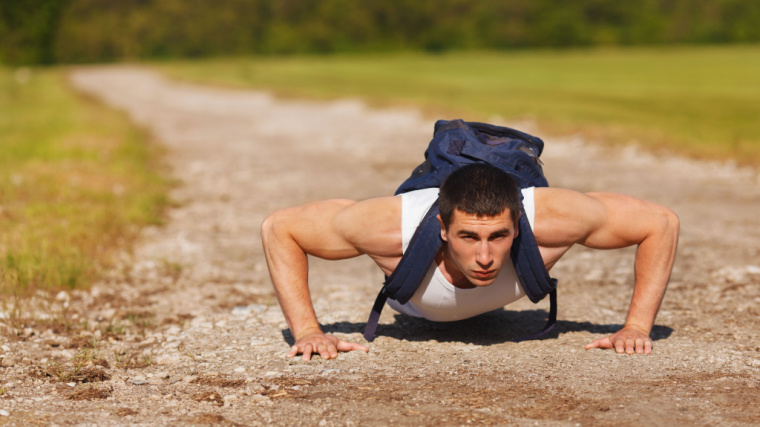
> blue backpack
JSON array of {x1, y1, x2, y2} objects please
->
[{"x1": 363, "y1": 119, "x2": 558, "y2": 342}]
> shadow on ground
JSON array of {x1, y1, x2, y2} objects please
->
[{"x1": 281, "y1": 309, "x2": 673, "y2": 346}]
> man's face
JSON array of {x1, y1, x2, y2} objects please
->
[{"x1": 439, "y1": 208, "x2": 518, "y2": 287}]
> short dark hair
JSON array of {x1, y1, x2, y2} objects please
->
[{"x1": 439, "y1": 164, "x2": 520, "y2": 229}]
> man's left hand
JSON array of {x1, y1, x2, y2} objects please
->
[{"x1": 584, "y1": 326, "x2": 652, "y2": 355}]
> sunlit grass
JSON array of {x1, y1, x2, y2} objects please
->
[
  {"x1": 0, "y1": 66, "x2": 169, "y2": 294},
  {"x1": 157, "y1": 45, "x2": 760, "y2": 164}
]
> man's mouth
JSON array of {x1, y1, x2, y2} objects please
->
[{"x1": 472, "y1": 270, "x2": 495, "y2": 278}]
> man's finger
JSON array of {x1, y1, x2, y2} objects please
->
[
  {"x1": 634, "y1": 338, "x2": 645, "y2": 354},
  {"x1": 302, "y1": 344, "x2": 313, "y2": 361},
  {"x1": 614, "y1": 338, "x2": 625, "y2": 353},
  {"x1": 584, "y1": 337, "x2": 612, "y2": 350},
  {"x1": 287, "y1": 344, "x2": 299, "y2": 358},
  {"x1": 336, "y1": 341, "x2": 369, "y2": 353},
  {"x1": 317, "y1": 344, "x2": 331, "y2": 360},
  {"x1": 644, "y1": 340, "x2": 652, "y2": 355},
  {"x1": 625, "y1": 338, "x2": 635, "y2": 355},
  {"x1": 327, "y1": 344, "x2": 339, "y2": 359}
]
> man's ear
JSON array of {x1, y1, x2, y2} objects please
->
[
  {"x1": 514, "y1": 210, "x2": 521, "y2": 238},
  {"x1": 437, "y1": 214, "x2": 448, "y2": 242}
]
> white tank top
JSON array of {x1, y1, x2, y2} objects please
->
[{"x1": 386, "y1": 187, "x2": 534, "y2": 322}]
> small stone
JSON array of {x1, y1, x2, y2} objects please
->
[
  {"x1": 0, "y1": 410, "x2": 9, "y2": 417},
  {"x1": 132, "y1": 380, "x2": 147, "y2": 386},
  {"x1": 234, "y1": 366, "x2": 245, "y2": 373},
  {"x1": 251, "y1": 394, "x2": 272, "y2": 405},
  {"x1": 66, "y1": 382, "x2": 76, "y2": 387},
  {"x1": 182, "y1": 375, "x2": 198, "y2": 383},
  {"x1": 319, "y1": 419, "x2": 327, "y2": 426},
  {"x1": 231, "y1": 306, "x2": 252, "y2": 316},
  {"x1": 155, "y1": 372, "x2": 170, "y2": 379},
  {"x1": 223, "y1": 395, "x2": 238, "y2": 407},
  {"x1": 1, "y1": 357, "x2": 15, "y2": 368}
]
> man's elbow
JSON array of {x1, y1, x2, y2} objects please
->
[
  {"x1": 658, "y1": 205, "x2": 680, "y2": 242},
  {"x1": 261, "y1": 210, "x2": 286, "y2": 248}
]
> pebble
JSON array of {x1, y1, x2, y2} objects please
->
[
  {"x1": 234, "y1": 366, "x2": 246, "y2": 373},
  {"x1": 132, "y1": 380, "x2": 148, "y2": 386},
  {"x1": 0, "y1": 410, "x2": 8, "y2": 417},
  {"x1": 251, "y1": 394, "x2": 272, "y2": 405}
]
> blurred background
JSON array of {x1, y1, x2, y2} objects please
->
[
  {"x1": 3, "y1": 0, "x2": 760, "y2": 63},
  {"x1": 1, "y1": 0, "x2": 759, "y2": 293}
]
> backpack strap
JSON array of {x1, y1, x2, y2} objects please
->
[
  {"x1": 364, "y1": 200, "x2": 442, "y2": 342},
  {"x1": 509, "y1": 197, "x2": 559, "y2": 341},
  {"x1": 511, "y1": 201, "x2": 558, "y2": 303}
]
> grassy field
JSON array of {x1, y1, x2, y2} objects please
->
[
  {"x1": 0, "y1": 67, "x2": 169, "y2": 295},
  {"x1": 157, "y1": 45, "x2": 760, "y2": 165}
]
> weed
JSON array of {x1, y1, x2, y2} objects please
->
[
  {"x1": 115, "y1": 352, "x2": 153, "y2": 369},
  {"x1": 0, "y1": 67, "x2": 169, "y2": 295},
  {"x1": 191, "y1": 391, "x2": 224, "y2": 406},
  {"x1": 68, "y1": 385, "x2": 112, "y2": 400},
  {"x1": 31, "y1": 362, "x2": 110, "y2": 383}
]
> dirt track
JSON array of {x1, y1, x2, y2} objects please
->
[{"x1": 1, "y1": 66, "x2": 759, "y2": 425}]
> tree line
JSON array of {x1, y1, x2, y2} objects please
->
[{"x1": 3, "y1": 0, "x2": 760, "y2": 65}]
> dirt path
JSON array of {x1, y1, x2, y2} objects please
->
[{"x1": 1, "y1": 66, "x2": 759, "y2": 426}]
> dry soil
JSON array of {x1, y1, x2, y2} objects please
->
[{"x1": 1, "y1": 66, "x2": 759, "y2": 426}]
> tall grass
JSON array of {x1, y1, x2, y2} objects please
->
[
  {"x1": 0, "y1": 67, "x2": 169, "y2": 294},
  {"x1": 157, "y1": 45, "x2": 760, "y2": 164}
]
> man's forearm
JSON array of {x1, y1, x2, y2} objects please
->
[
  {"x1": 261, "y1": 213, "x2": 322, "y2": 338},
  {"x1": 625, "y1": 207, "x2": 679, "y2": 334}
]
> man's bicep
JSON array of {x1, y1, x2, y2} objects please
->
[
  {"x1": 333, "y1": 196, "x2": 402, "y2": 258},
  {"x1": 536, "y1": 188, "x2": 668, "y2": 249},
  {"x1": 268, "y1": 199, "x2": 364, "y2": 260},
  {"x1": 533, "y1": 188, "x2": 606, "y2": 248},
  {"x1": 582, "y1": 192, "x2": 673, "y2": 249}
]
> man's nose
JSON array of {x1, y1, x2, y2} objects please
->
[{"x1": 476, "y1": 242, "x2": 493, "y2": 266}]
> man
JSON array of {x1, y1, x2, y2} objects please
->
[{"x1": 261, "y1": 164, "x2": 679, "y2": 360}]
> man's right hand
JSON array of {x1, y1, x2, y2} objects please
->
[{"x1": 287, "y1": 329, "x2": 369, "y2": 361}]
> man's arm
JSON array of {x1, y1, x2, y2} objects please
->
[
  {"x1": 260, "y1": 197, "x2": 402, "y2": 360},
  {"x1": 533, "y1": 188, "x2": 680, "y2": 355}
]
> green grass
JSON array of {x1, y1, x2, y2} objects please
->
[
  {"x1": 156, "y1": 45, "x2": 760, "y2": 164},
  {"x1": 0, "y1": 66, "x2": 169, "y2": 294}
]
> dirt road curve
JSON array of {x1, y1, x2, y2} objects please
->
[{"x1": 1, "y1": 66, "x2": 759, "y2": 425}]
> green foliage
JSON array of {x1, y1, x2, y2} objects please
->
[
  {"x1": 157, "y1": 46, "x2": 760, "y2": 164},
  {"x1": 3, "y1": 0, "x2": 760, "y2": 65},
  {"x1": 0, "y1": 67, "x2": 169, "y2": 293}
]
